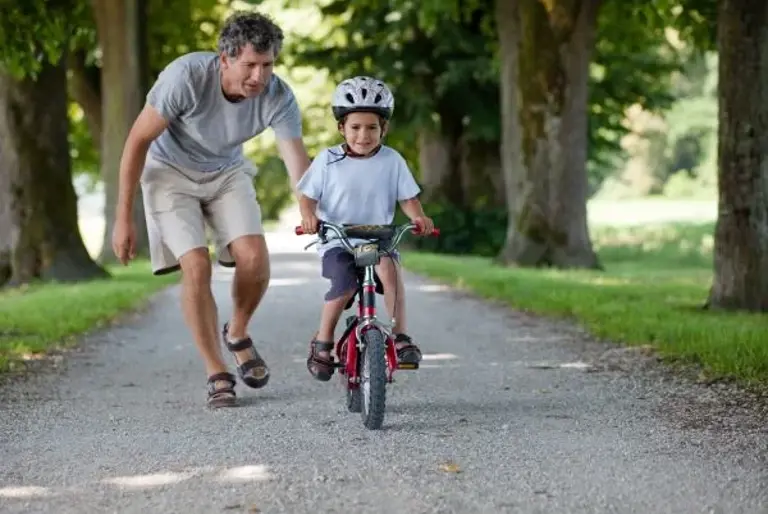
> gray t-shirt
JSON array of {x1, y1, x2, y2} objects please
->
[
  {"x1": 296, "y1": 144, "x2": 421, "y2": 256},
  {"x1": 145, "y1": 51, "x2": 303, "y2": 173}
]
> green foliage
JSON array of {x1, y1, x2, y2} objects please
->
[
  {"x1": 394, "y1": 201, "x2": 507, "y2": 257},
  {"x1": 146, "y1": 0, "x2": 233, "y2": 81},
  {"x1": 281, "y1": 0, "x2": 696, "y2": 195},
  {"x1": 68, "y1": 104, "x2": 99, "y2": 177},
  {"x1": 587, "y1": 0, "x2": 685, "y2": 186},
  {"x1": 0, "y1": 0, "x2": 91, "y2": 78},
  {"x1": 282, "y1": 0, "x2": 499, "y2": 159},
  {"x1": 252, "y1": 155, "x2": 293, "y2": 221},
  {"x1": 0, "y1": 259, "x2": 176, "y2": 373}
]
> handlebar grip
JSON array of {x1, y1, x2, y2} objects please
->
[
  {"x1": 431, "y1": 228, "x2": 440, "y2": 236},
  {"x1": 294, "y1": 226, "x2": 305, "y2": 235}
]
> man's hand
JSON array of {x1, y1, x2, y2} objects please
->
[
  {"x1": 411, "y1": 215, "x2": 435, "y2": 235},
  {"x1": 301, "y1": 213, "x2": 320, "y2": 235},
  {"x1": 112, "y1": 218, "x2": 137, "y2": 265}
]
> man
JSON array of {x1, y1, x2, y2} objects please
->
[{"x1": 111, "y1": 11, "x2": 311, "y2": 408}]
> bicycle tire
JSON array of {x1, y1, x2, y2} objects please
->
[{"x1": 360, "y1": 328, "x2": 387, "y2": 429}]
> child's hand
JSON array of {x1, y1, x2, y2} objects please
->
[
  {"x1": 412, "y1": 216, "x2": 435, "y2": 235},
  {"x1": 301, "y1": 214, "x2": 320, "y2": 234}
]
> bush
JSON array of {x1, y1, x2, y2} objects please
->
[
  {"x1": 252, "y1": 155, "x2": 294, "y2": 221},
  {"x1": 395, "y1": 201, "x2": 508, "y2": 257}
]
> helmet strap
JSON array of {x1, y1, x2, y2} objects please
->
[{"x1": 342, "y1": 143, "x2": 382, "y2": 158}]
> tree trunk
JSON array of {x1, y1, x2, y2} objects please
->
[
  {"x1": 496, "y1": 0, "x2": 602, "y2": 269},
  {"x1": 460, "y1": 137, "x2": 506, "y2": 208},
  {"x1": 417, "y1": 130, "x2": 467, "y2": 207},
  {"x1": 0, "y1": 58, "x2": 108, "y2": 286},
  {"x1": 92, "y1": 0, "x2": 150, "y2": 263},
  {"x1": 706, "y1": 0, "x2": 768, "y2": 312},
  {"x1": 0, "y1": 156, "x2": 13, "y2": 286}
]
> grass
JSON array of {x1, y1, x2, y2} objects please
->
[
  {"x1": 0, "y1": 260, "x2": 178, "y2": 374},
  {"x1": 403, "y1": 222, "x2": 768, "y2": 384}
]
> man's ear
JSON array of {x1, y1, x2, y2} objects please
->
[{"x1": 381, "y1": 120, "x2": 389, "y2": 137}]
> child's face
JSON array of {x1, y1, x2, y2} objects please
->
[{"x1": 340, "y1": 112, "x2": 385, "y2": 156}]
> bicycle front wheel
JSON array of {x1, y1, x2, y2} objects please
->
[{"x1": 360, "y1": 328, "x2": 387, "y2": 430}]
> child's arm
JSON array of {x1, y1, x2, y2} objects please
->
[
  {"x1": 399, "y1": 197, "x2": 435, "y2": 234},
  {"x1": 299, "y1": 194, "x2": 320, "y2": 233}
]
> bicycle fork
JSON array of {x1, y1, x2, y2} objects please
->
[{"x1": 355, "y1": 265, "x2": 398, "y2": 382}]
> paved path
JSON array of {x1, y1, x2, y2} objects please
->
[{"x1": 1, "y1": 229, "x2": 765, "y2": 514}]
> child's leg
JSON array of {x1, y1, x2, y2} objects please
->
[
  {"x1": 375, "y1": 255, "x2": 422, "y2": 364},
  {"x1": 317, "y1": 294, "x2": 354, "y2": 342},
  {"x1": 307, "y1": 248, "x2": 357, "y2": 381},
  {"x1": 375, "y1": 255, "x2": 407, "y2": 333}
]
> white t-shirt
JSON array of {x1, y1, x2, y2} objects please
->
[{"x1": 296, "y1": 144, "x2": 421, "y2": 256}]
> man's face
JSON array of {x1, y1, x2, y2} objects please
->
[{"x1": 221, "y1": 44, "x2": 275, "y2": 99}]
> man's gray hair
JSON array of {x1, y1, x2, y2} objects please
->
[{"x1": 217, "y1": 11, "x2": 284, "y2": 58}]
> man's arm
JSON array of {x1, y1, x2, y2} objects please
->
[
  {"x1": 116, "y1": 105, "x2": 169, "y2": 222},
  {"x1": 276, "y1": 137, "x2": 312, "y2": 197}
]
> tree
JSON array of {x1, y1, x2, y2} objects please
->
[
  {"x1": 705, "y1": 0, "x2": 768, "y2": 311},
  {"x1": 0, "y1": 58, "x2": 107, "y2": 285},
  {"x1": 496, "y1": 0, "x2": 603, "y2": 269},
  {"x1": 91, "y1": 0, "x2": 150, "y2": 263},
  {"x1": 0, "y1": 1, "x2": 107, "y2": 286}
]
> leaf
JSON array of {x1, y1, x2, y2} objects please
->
[{"x1": 438, "y1": 461, "x2": 462, "y2": 473}]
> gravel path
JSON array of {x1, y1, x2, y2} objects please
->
[{"x1": 1, "y1": 231, "x2": 766, "y2": 514}]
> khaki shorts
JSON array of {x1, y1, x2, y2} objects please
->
[{"x1": 140, "y1": 155, "x2": 264, "y2": 275}]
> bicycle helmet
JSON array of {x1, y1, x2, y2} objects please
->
[{"x1": 331, "y1": 76, "x2": 395, "y2": 121}]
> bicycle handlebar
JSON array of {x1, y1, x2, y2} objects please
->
[{"x1": 295, "y1": 221, "x2": 439, "y2": 254}]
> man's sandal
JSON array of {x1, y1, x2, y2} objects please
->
[
  {"x1": 307, "y1": 339, "x2": 335, "y2": 382},
  {"x1": 222, "y1": 322, "x2": 270, "y2": 389},
  {"x1": 207, "y1": 372, "x2": 237, "y2": 408}
]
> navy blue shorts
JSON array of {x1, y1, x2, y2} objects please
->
[{"x1": 321, "y1": 247, "x2": 399, "y2": 301}]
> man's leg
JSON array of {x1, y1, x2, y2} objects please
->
[
  {"x1": 141, "y1": 159, "x2": 236, "y2": 407},
  {"x1": 177, "y1": 247, "x2": 229, "y2": 377},
  {"x1": 226, "y1": 235, "x2": 270, "y2": 342},
  {"x1": 206, "y1": 167, "x2": 271, "y2": 388}
]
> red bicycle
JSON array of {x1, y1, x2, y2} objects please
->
[{"x1": 295, "y1": 221, "x2": 440, "y2": 429}]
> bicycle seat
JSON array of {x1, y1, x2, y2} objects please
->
[{"x1": 340, "y1": 224, "x2": 396, "y2": 241}]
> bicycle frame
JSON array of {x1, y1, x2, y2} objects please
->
[
  {"x1": 336, "y1": 263, "x2": 401, "y2": 388},
  {"x1": 295, "y1": 221, "x2": 440, "y2": 388}
]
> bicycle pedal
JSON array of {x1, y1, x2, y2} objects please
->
[{"x1": 397, "y1": 363, "x2": 419, "y2": 370}]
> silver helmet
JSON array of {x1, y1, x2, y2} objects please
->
[{"x1": 331, "y1": 76, "x2": 395, "y2": 121}]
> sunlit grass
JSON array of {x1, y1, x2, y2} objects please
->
[
  {"x1": 0, "y1": 260, "x2": 178, "y2": 373},
  {"x1": 404, "y1": 222, "x2": 768, "y2": 384}
]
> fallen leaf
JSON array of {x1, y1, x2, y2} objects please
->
[
  {"x1": 438, "y1": 461, "x2": 461, "y2": 473},
  {"x1": 248, "y1": 505, "x2": 261, "y2": 513}
]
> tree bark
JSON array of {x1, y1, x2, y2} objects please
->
[
  {"x1": 417, "y1": 129, "x2": 468, "y2": 208},
  {"x1": 496, "y1": 0, "x2": 602, "y2": 269},
  {"x1": 92, "y1": 0, "x2": 150, "y2": 263},
  {"x1": 706, "y1": 0, "x2": 768, "y2": 312},
  {"x1": 0, "y1": 58, "x2": 108, "y2": 286},
  {"x1": 0, "y1": 155, "x2": 13, "y2": 286}
]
